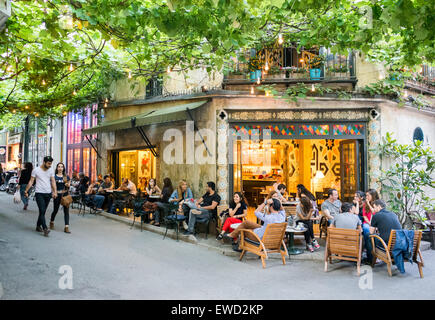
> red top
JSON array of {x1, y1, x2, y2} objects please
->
[{"x1": 362, "y1": 204, "x2": 375, "y2": 225}]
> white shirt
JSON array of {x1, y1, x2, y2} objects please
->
[{"x1": 31, "y1": 166, "x2": 55, "y2": 194}]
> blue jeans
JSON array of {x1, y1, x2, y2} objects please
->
[
  {"x1": 362, "y1": 224, "x2": 372, "y2": 259},
  {"x1": 184, "y1": 201, "x2": 211, "y2": 233},
  {"x1": 35, "y1": 193, "x2": 52, "y2": 230},
  {"x1": 20, "y1": 184, "x2": 29, "y2": 206},
  {"x1": 93, "y1": 195, "x2": 105, "y2": 209}
]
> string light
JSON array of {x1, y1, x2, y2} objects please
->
[
  {"x1": 128, "y1": 71, "x2": 132, "y2": 79},
  {"x1": 105, "y1": 98, "x2": 109, "y2": 103},
  {"x1": 104, "y1": 102, "x2": 108, "y2": 108},
  {"x1": 6, "y1": 65, "x2": 12, "y2": 72},
  {"x1": 63, "y1": 111, "x2": 67, "y2": 116},
  {"x1": 27, "y1": 56, "x2": 31, "y2": 63},
  {"x1": 35, "y1": 113, "x2": 39, "y2": 117},
  {"x1": 311, "y1": 84, "x2": 315, "y2": 92},
  {"x1": 12, "y1": 109, "x2": 16, "y2": 114},
  {"x1": 167, "y1": 66, "x2": 171, "y2": 73},
  {"x1": 256, "y1": 77, "x2": 260, "y2": 85},
  {"x1": 278, "y1": 33, "x2": 283, "y2": 45},
  {"x1": 299, "y1": 58, "x2": 304, "y2": 63},
  {"x1": 403, "y1": 90, "x2": 408, "y2": 98},
  {"x1": 265, "y1": 91, "x2": 269, "y2": 97},
  {"x1": 69, "y1": 63, "x2": 74, "y2": 71},
  {"x1": 25, "y1": 105, "x2": 29, "y2": 109},
  {"x1": 251, "y1": 86, "x2": 254, "y2": 94},
  {"x1": 42, "y1": 79, "x2": 46, "y2": 85},
  {"x1": 73, "y1": 89, "x2": 77, "y2": 95},
  {"x1": 265, "y1": 61, "x2": 269, "y2": 71}
]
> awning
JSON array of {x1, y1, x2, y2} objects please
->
[{"x1": 81, "y1": 100, "x2": 208, "y2": 135}]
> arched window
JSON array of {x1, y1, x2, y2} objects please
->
[{"x1": 413, "y1": 127, "x2": 424, "y2": 144}]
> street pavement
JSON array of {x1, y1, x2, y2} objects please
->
[{"x1": 0, "y1": 192, "x2": 434, "y2": 300}]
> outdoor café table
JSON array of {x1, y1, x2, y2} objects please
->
[
  {"x1": 286, "y1": 225, "x2": 307, "y2": 255},
  {"x1": 147, "y1": 195, "x2": 161, "y2": 203}
]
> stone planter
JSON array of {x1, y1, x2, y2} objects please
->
[
  {"x1": 289, "y1": 73, "x2": 307, "y2": 79},
  {"x1": 267, "y1": 73, "x2": 286, "y2": 79},
  {"x1": 227, "y1": 74, "x2": 245, "y2": 80}
]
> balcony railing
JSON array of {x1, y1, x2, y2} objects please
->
[{"x1": 224, "y1": 47, "x2": 356, "y2": 82}]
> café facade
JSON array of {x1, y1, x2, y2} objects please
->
[{"x1": 81, "y1": 90, "x2": 435, "y2": 207}]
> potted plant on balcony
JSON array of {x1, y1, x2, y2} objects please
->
[
  {"x1": 327, "y1": 64, "x2": 349, "y2": 78},
  {"x1": 289, "y1": 66, "x2": 308, "y2": 79},
  {"x1": 248, "y1": 57, "x2": 263, "y2": 82},
  {"x1": 267, "y1": 65, "x2": 286, "y2": 79},
  {"x1": 308, "y1": 55, "x2": 325, "y2": 80}
]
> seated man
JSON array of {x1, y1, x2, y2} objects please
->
[
  {"x1": 321, "y1": 188, "x2": 342, "y2": 225},
  {"x1": 228, "y1": 198, "x2": 286, "y2": 252},
  {"x1": 183, "y1": 182, "x2": 220, "y2": 236},
  {"x1": 364, "y1": 199, "x2": 402, "y2": 264},
  {"x1": 331, "y1": 202, "x2": 362, "y2": 231},
  {"x1": 85, "y1": 180, "x2": 104, "y2": 211},
  {"x1": 97, "y1": 175, "x2": 114, "y2": 209},
  {"x1": 116, "y1": 178, "x2": 137, "y2": 196}
]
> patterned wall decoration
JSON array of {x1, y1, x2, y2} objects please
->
[
  {"x1": 300, "y1": 124, "x2": 330, "y2": 136},
  {"x1": 310, "y1": 139, "x2": 343, "y2": 193},
  {"x1": 231, "y1": 123, "x2": 363, "y2": 138}
]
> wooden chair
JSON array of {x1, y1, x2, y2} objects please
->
[
  {"x1": 370, "y1": 230, "x2": 424, "y2": 278},
  {"x1": 216, "y1": 204, "x2": 229, "y2": 233},
  {"x1": 238, "y1": 222, "x2": 288, "y2": 269},
  {"x1": 284, "y1": 205, "x2": 296, "y2": 217},
  {"x1": 324, "y1": 227, "x2": 363, "y2": 275},
  {"x1": 425, "y1": 211, "x2": 435, "y2": 249}
]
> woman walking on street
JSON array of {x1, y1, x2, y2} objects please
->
[
  {"x1": 50, "y1": 162, "x2": 71, "y2": 233},
  {"x1": 19, "y1": 162, "x2": 33, "y2": 210}
]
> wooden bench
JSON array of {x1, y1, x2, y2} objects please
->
[
  {"x1": 370, "y1": 230, "x2": 424, "y2": 278},
  {"x1": 324, "y1": 227, "x2": 363, "y2": 275},
  {"x1": 239, "y1": 222, "x2": 288, "y2": 269}
]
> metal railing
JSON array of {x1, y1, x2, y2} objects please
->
[{"x1": 224, "y1": 47, "x2": 356, "y2": 81}]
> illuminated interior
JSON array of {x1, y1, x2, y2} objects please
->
[
  {"x1": 233, "y1": 138, "x2": 359, "y2": 207},
  {"x1": 118, "y1": 149, "x2": 156, "y2": 190}
]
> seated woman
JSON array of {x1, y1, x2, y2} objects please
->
[
  {"x1": 146, "y1": 178, "x2": 161, "y2": 196},
  {"x1": 154, "y1": 178, "x2": 174, "y2": 227},
  {"x1": 297, "y1": 184, "x2": 319, "y2": 218},
  {"x1": 228, "y1": 198, "x2": 286, "y2": 252},
  {"x1": 169, "y1": 180, "x2": 194, "y2": 229},
  {"x1": 295, "y1": 197, "x2": 320, "y2": 252},
  {"x1": 216, "y1": 192, "x2": 248, "y2": 240}
]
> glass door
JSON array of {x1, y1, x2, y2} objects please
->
[{"x1": 339, "y1": 140, "x2": 359, "y2": 202}]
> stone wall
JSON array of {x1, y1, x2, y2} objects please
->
[
  {"x1": 98, "y1": 101, "x2": 217, "y2": 198},
  {"x1": 354, "y1": 52, "x2": 387, "y2": 89}
]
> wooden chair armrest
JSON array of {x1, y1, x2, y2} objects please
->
[
  {"x1": 239, "y1": 229, "x2": 263, "y2": 244},
  {"x1": 369, "y1": 234, "x2": 389, "y2": 252}
]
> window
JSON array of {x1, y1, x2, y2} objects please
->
[{"x1": 66, "y1": 104, "x2": 98, "y2": 180}]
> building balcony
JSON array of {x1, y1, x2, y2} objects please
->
[{"x1": 223, "y1": 47, "x2": 357, "y2": 92}]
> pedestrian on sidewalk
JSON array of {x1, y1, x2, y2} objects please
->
[
  {"x1": 18, "y1": 162, "x2": 33, "y2": 210},
  {"x1": 24, "y1": 156, "x2": 57, "y2": 237},
  {"x1": 50, "y1": 162, "x2": 71, "y2": 233}
]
